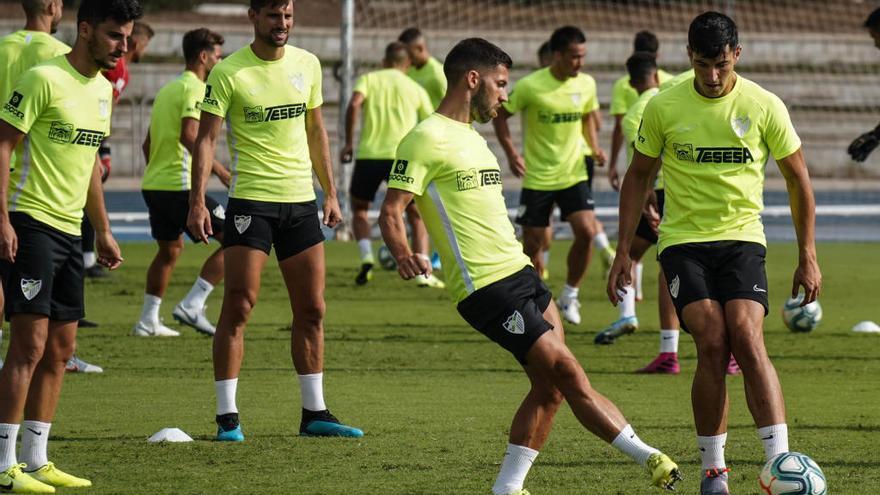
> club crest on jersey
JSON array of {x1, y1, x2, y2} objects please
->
[
  {"x1": 289, "y1": 73, "x2": 305, "y2": 92},
  {"x1": 503, "y1": 310, "x2": 525, "y2": 335},
  {"x1": 731, "y1": 115, "x2": 751, "y2": 138},
  {"x1": 570, "y1": 93, "x2": 581, "y2": 105},
  {"x1": 21, "y1": 279, "x2": 42, "y2": 301},
  {"x1": 98, "y1": 99, "x2": 110, "y2": 119},
  {"x1": 669, "y1": 275, "x2": 680, "y2": 299},
  {"x1": 234, "y1": 215, "x2": 252, "y2": 234}
]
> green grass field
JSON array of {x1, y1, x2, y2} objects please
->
[{"x1": 13, "y1": 241, "x2": 880, "y2": 494}]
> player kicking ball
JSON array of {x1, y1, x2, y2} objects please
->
[
  {"x1": 609, "y1": 12, "x2": 821, "y2": 494},
  {"x1": 0, "y1": 0, "x2": 136, "y2": 491},
  {"x1": 380, "y1": 38, "x2": 680, "y2": 494}
]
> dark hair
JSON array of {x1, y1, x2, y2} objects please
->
[
  {"x1": 537, "y1": 40, "x2": 552, "y2": 59},
  {"x1": 132, "y1": 21, "x2": 154, "y2": 39},
  {"x1": 443, "y1": 38, "x2": 512, "y2": 84},
  {"x1": 549, "y1": 26, "x2": 586, "y2": 53},
  {"x1": 865, "y1": 7, "x2": 880, "y2": 30},
  {"x1": 398, "y1": 27, "x2": 422, "y2": 44},
  {"x1": 183, "y1": 28, "x2": 225, "y2": 65},
  {"x1": 21, "y1": 0, "x2": 51, "y2": 17},
  {"x1": 626, "y1": 51, "x2": 658, "y2": 86},
  {"x1": 77, "y1": 0, "x2": 143, "y2": 26},
  {"x1": 633, "y1": 30, "x2": 659, "y2": 54},
  {"x1": 384, "y1": 41, "x2": 408, "y2": 65},
  {"x1": 688, "y1": 11, "x2": 738, "y2": 58},
  {"x1": 250, "y1": 0, "x2": 291, "y2": 11}
]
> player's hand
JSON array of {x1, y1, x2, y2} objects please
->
[
  {"x1": 792, "y1": 256, "x2": 821, "y2": 305},
  {"x1": 340, "y1": 144, "x2": 354, "y2": 164},
  {"x1": 322, "y1": 194, "x2": 342, "y2": 228},
  {"x1": 0, "y1": 217, "x2": 18, "y2": 262},
  {"x1": 593, "y1": 148, "x2": 608, "y2": 167},
  {"x1": 508, "y1": 153, "x2": 526, "y2": 178},
  {"x1": 608, "y1": 166, "x2": 621, "y2": 191},
  {"x1": 187, "y1": 203, "x2": 212, "y2": 244},
  {"x1": 606, "y1": 251, "x2": 633, "y2": 306},
  {"x1": 847, "y1": 130, "x2": 880, "y2": 162},
  {"x1": 95, "y1": 230, "x2": 123, "y2": 270},
  {"x1": 99, "y1": 155, "x2": 112, "y2": 183},
  {"x1": 397, "y1": 253, "x2": 432, "y2": 281}
]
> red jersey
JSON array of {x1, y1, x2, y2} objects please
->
[{"x1": 103, "y1": 57, "x2": 129, "y2": 102}]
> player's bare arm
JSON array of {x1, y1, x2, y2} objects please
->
[
  {"x1": 340, "y1": 91, "x2": 364, "y2": 163},
  {"x1": 379, "y1": 188, "x2": 431, "y2": 281},
  {"x1": 181, "y1": 116, "x2": 230, "y2": 187},
  {"x1": 491, "y1": 106, "x2": 525, "y2": 177},
  {"x1": 607, "y1": 149, "x2": 660, "y2": 305},
  {"x1": 84, "y1": 155, "x2": 122, "y2": 270},
  {"x1": 305, "y1": 106, "x2": 341, "y2": 228},
  {"x1": 142, "y1": 129, "x2": 151, "y2": 163},
  {"x1": 777, "y1": 148, "x2": 821, "y2": 304},
  {"x1": 0, "y1": 121, "x2": 23, "y2": 262},
  {"x1": 583, "y1": 109, "x2": 606, "y2": 165},
  {"x1": 187, "y1": 111, "x2": 223, "y2": 242},
  {"x1": 608, "y1": 115, "x2": 624, "y2": 190}
]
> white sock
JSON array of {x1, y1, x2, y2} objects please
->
[
  {"x1": 619, "y1": 286, "x2": 636, "y2": 319},
  {"x1": 593, "y1": 231, "x2": 610, "y2": 250},
  {"x1": 635, "y1": 262, "x2": 644, "y2": 297},
  {"x1": 215, "y1": 378, "x2": 239, "y2": 416},
  {"x1": 181, "y1": 277, "x2": 214, "y2": 310},
  {"x1": 82, "y1": 251, "x2": 97, "y2": 269},
  {"x1": 19, "y1": 421, "x2": 50, "y2": 471},
  {"x1": 492, "y1": 443, "x2": 539, "y2": 495},
  {"x1": 541, "y1": 250, "x2": 550, "y2": 267},
  {"x1": 357, "y1": 239, "x2": 374, "y2": 264},
  {"x1": 758, "y1": 424, "x2": 789, "y2": 461},
  {"x1": 611, "y1": 424, "x2": 660, "y2": 467},
  {"x1": 298, "y1": 373, "x2": 327, "y2": 412},
  {"x1": 0, "y1": 423, "x2": 19, "y2": 472},
  {"x1": 140, "y1": 294, "x2": 161, "y2": 324},
  {"x1": 659, "y1": 330, "x2": 679, "y2": 354},
  {"x1": 561, "y1": 284, "x2": 579, "y2": 301},
  {"x1": 697, "y1": 433, "x2": 727, "y2": 469}
]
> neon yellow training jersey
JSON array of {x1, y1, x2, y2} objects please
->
[
  {"x1": 201, "y1": 44, "x2": 322, "y2": 203},
  {"x1": 659, "y1": 69, "x2": 694, "y2": 92},
  {"x1": 503, "y1": 68, "x2": 599, "y2": 191},
  {"x1": 389, "y1": 113, "x2": 531, "y2": 303},
  {"x1": 1, "y1": 56, "x2": 112, "y2": 235},
  {"x1": 609, "y1": 69, "x2": 672, "y2": 116},
  {"x1": 407, "y1": 56, "x2": 447, "y2": 109},
  {"x1": 143, "y1": 71, "x2": 205, "y2": 191},
  {"x1": 354, "y1": 68, "x2": 433, "y2": 159},
  {"x1": 636, "y1": 74, "x2": 801, "y2": 253},
  {"x1": 622, "y1": 86, "x2": 659, "y2": 171}
]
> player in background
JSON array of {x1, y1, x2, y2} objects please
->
[
  {"x1": 847, "y1": 7, "x2": 880, "y2": 162},
  {"x1": 188, "y1": 0, "x2": 362, "y2": 442},
  {"x1": 608, "y1": 12, "x2": 821, "y2": 493},
  {"x1": 0, "y1": 0, "x2": 67, "y2": 373},
  {"x1": 607, "y1": 31, "x2": 672, "y2": 301},
  {"x1": 81, "y1": 20, "x2": 153, "y2": 280},
  {"x1": 0, "y1": 0, "x2": 134, "y2": 490},
  {"x1": 135, "y1": 28, "x2": 229, "y2": 338},
  {"x1": 493, "y1": 26, "x2": 607, "y2": 326},
  {"x1": 398, "y1": 27, "x2": 447, "y2": 109},
  {"x1": 340, "y1": 42, "x2": 443, "y2": 287},
  {"x1": 380, "y1": 37, "x2": 681, "y2": 494}
]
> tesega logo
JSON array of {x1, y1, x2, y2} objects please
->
[
  {"x1": 243, "y1": 103, "x2": 307, "y2": 123},
  {"x1": 537, "y1": 111, "x2": 583, "y2": 124},
  {"x1": 47, "y1": 121, "x2": 104, "y2": 147},
  {"x1": 3, "y1": 91, "x2": 24, "y2": 119},
  {"x1": 71, "y1": 128, "x2": 105, "y2": 147},
  {"x1": 203, "y1": 85, "x2": 218, "y2": 107},
  {"x1": 389, "y1": 159, "x2": 413, "y2": 184},
  {"x1": 672, "y1": 143, "x2": 754, "y2": 164}
]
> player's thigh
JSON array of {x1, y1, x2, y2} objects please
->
[
  {"x1": 723, "y1": 298, "x2": 767, "y2": 350},
  {"x1": 2, "y1": 214, "x2": 66, "y2": 320},
  {"x1": 349, "y1": 159, "x2": 392, "y2": 203},
  {"x1": 222, "y1": 246, "x2": 268, "y2": 307},
  {"x1": 350, "y1": 196, "x2": 371, "y2": 214},
  {"x1": 516, "y1": 188, "x2": 555, "y2": 228},
  {"x1": 680, "y1": 299, "x2": 729, "y2": 352},
  {"x1": 566, "y1": 209, "x2": 597, "y2": 239},
  {"x1": 658, "y1": 243, "x2": 716, "y2": 333},
  {"x1": 222, "y1": 198, "x2": 275, "y2": 255},
  {"x1": 630, "y1": 235, "x2": 654, "y2": 262},
  {"x1": 557, "y1": 181, "x2": 595, "y2": 223},
  {"x1": 716, "y1": 241, "x2": 769, "y2": 316},
  {"x1": 156, "y1": 238, "x2": 185, "y2": 260},
  {"x1": 278, "y1": 242, "x2": 325, "y2": 319}
]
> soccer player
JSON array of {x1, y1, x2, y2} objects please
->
[
  {"x1": 135, "y1": 28, "x2": 228, "y2": 338},
  {"x1": 608, "y1": 12, "x2": 821, "y2": 493},
  {"x1": 187, "y1": 0, "x2": 362, "y2": 442},
  {"x1": 848, "y1": 7, "x2": 880, "y2": 162},
  {"x1": 0, "y1": 0, "x2": 67, "y2": 374},
  {"x1": 398, "y1": 27, "x2": 447, "y2": 109},
  {"x1": 380, "y1": 37, "x2": 681, "y2": 495},
  {"x1": 493, "y1": 26, "x2": 607, "y2": 325},
  {"x1": 0, "y1": 0, "x2": 135, "y2": 490},
  {"x1": 340, "y1": 41, "x2": 442, "y2": 287}
]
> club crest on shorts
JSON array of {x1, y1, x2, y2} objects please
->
[
  {"x1": 731, "y1": 115, "x2": 751, "y2": 138},
  {"x1": 20, "y1": 279, "x2": 42, "y2": 301},
  {"x1": 503, "y1": 310, "x2": 525, "y2": 335},
  {"x1": 234, "y1": 215, "x2": 251, "y2": 234},
  {"x1": 669, "y1": 275, "x2": 680, "y2": 299}
]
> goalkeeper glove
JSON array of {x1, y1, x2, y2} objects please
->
[{"x1": 847, "y1": 129, "x2": 880, "y2": 162}]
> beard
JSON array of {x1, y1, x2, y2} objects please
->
[
  {"x1": 259, "y1": 29, "x2": 289, "y2": 48},
  {"x1": 470, "y1": 82, "x2": 496, "y2": 124},
  {"x1": 89, "y1": 37, "x2": 120, "y2": 70}
]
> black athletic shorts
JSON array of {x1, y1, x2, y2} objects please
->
[
  {"x1": 349, "y1": 159, "x2": 393, "y2": 202},
  {"x1": 635, "y1": 189, "x2": 666, "y2": 245},
  {"x1": 516, "y1": 180, "x2": 594, "y2": 227},
  {"x1": 457, "y1": 266, "x2": 554, "y2": 365},
  {"x1": 223, "y1": 198, "x2": 324, "y2": 261},
  {"x1": 585, "y1": 155, "x2": 596, "y2": 190},
  {"x1": 658, "y1": 240, "x2": 769, "y2": 332},
  {"x1": 142, "y1": 190, "x2": 225, "y2": 242},
  {"x1": 1, "y1": 212, "x2": 84, "y2": 321}
]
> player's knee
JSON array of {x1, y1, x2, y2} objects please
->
[
  {"x1": 549, "y1": 355, "x2": 584, "y2": 389},
  {"x1": 10, "y1": 340, "x2": 47, "y2": 368},
  {"x1": 224, "y1": 288, "x2": 258, "y2": 322},
  {"x1": 295, "y1": 300, "x2": 325, "y2": 328},
  {"x1": 695, "y1": 338, "x2": 729, "y2": 370},
  {"x1": 158, "y1": 243, "x2": 183, "y2": 263}
]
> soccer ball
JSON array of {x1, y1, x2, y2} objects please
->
[
  {"x1": 782, "y1": 295, "x2": 822, "y2": 333},
  {"x1": 377, "y1": 245, "x2": 397, "y2": 271},
  {"x1": 759, "y1": 452, "x2": 827, "y2": 494}
]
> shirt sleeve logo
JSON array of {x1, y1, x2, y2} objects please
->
[
  {"x1": 389, "y1": 159, "x2": 414, "y2": 184},
  {"x1": 203, "y1": 85, "x2": 218, "y2": 107},
  {"x1": 3, "y1": 92, "x2": 25, "y2": 119},
  {"x1": 9, "y1": 92, "x2": 23, "y2": 108}
]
